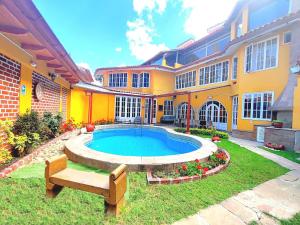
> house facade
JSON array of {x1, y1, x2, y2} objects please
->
[{"x1": 88, "y1": 0, "x2": 300, "y2": 143}]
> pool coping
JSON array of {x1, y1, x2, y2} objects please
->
[{"x1": 64, "y1": 124, "x2": 218, "y2": 171}]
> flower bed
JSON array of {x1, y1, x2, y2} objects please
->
[
  {"x1": 265, "y1": 142, "x2": 285, "y2": 150},
  {"x1": 147, "y1": 149, "x2": 230, "y2": 185}
]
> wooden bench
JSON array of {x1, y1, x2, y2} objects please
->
[{"x1": 45, "y1": 154, "x2": 127, "y2": 216}]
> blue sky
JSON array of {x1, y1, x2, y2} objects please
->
[{"x1": 33, "y1": 0, "x2": 238, "y2": 73}]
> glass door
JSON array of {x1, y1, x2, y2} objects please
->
[{"x1": 232, "y1": 96, "x2": 238, "y2": 130}]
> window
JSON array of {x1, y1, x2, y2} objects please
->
[
  {"x1": 199, "y1": 60, "x2": 229, "y2": 85},
  {"x1": 95, "y1": 74, "x2": 104, "y2": 86},
  {"x1": 284, "y1": 32, "x2": 292, "y2": 44},
  {"x1": 115, "y1": 96, "x2": 141, "y2": 121},
  {"x1": 164, "y1": 100, "x2": 174, "y2": 115},
  {"x1": 232, "y1": 57, "x2": 238, "y2": 80},
  {"x1": 109, "y1": 73, "x2": 127, "y2": 87},
  {"x1": 175, "y1": 71, "x2": 196, "y2": 89},
  {"x1": 176, "y1": 103, "x2": 194, "y2": 119},
  {"x1": 245, "y1": 37, "x2": 278, "y2": 73},
  {"x1": 236, "y1": 15, "x2": 243, "y2": 38},
  {"x1": 132, "y1": 72, "x2": 150, "y2": 88},
  {"x1": 242, "y1": 92, "x2": 273, "y2": 120}
]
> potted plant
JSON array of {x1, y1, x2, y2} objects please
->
[
  {"x1": 86, "y1": 124, "x2": 95, "y2": 132},
  {"x1": 272, "y1": 120, "x2": 284, "y2": 128}
]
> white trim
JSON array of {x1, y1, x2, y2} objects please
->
[
  {"x1": 241, "y1": 91, "x2": 274, "y2": 121},
  {"x1": 244, "y1": 35, "x2": 280, "y2": 74},
  {"x1": 231, "y1": 56, "x2": 238, "y2": 80},
  {"x1": 199, "y1": 60, "x2": 229, "y2": 86},
  {"x1": 175, "y1": 70, "x2": 196, "y2": 90},
  {"x1": 132, "y1": 72, "x2": 151, "y2": 88}
]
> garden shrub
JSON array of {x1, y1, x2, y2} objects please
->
[
  {"x1": 41, "y1": 112, "x2": 63, "y2": 139},
  {"x1": 174, "y1": 128, "x2": 229, "y2": 139},
  {"x1": 0, "y1": 148, "x2": 12, "y2": 164}
]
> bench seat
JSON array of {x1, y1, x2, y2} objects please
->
[{"x1": 49, "y1": 168, "x2": 110, "y2": 197}]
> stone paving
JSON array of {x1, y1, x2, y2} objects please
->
[
  {"x1": 173, "y1": 137, "x2": 300, "y2": 225},
  {"x1": 30, "y1": 130, "x2": 80, "y2": 164}
]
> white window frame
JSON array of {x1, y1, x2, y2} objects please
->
[
  {"x1": 109, "y1": 73, "x2": 128, "y2": 87},
  {"x1": 283, "y1": 31, "x2": 292, "y2": 44},
  {"x1": 244, "y1": 36, "x2": 279, "y2": 73},
  {"x1": 132, "y1": 72, "x2": 150, "y2": 88},
  {"x1": 232, "y1": 56, "x2": 238, "y2": 80},
  {"x1": 175, "y1": 70, "x2": 196, "y2": 90},
  {"x1": 163, "y1": 100, "x2": 174, "y2": 116},
  {"x1": 241, "y1": 91, "x2": 274, "y2": 121},
  {"x1": 199, "y1": 60, "x2": 229, "y2": 86}
]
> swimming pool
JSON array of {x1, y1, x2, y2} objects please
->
[
  {"x1": 65, "y1": 125, "x2": 218, "y2": 171},
  {"x1": 86, "y1": 128, "x2": 200, "y2": 156}
]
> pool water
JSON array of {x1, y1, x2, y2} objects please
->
[{"x1": 86, "y1": 128, "x2": 200, "y2": 156}]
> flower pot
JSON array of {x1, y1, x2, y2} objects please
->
[
  {"x1": 272, "y1": 122, "x2": 283, "y2": 128},
  {"x1": 211, "y1": 136, "x2": 220, "y2": 142},
  {"x1": 86, "y1": 124, "x2": 95, "y2": 132}
]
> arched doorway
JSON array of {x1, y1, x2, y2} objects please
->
[
  {"x1": 176, "y1": 102, "x2": 194, "y2": 126},
  {"x1": 199, "y1": 101, "x2": 228, "y2": 130}
]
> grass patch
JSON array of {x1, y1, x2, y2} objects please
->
[
  {"x1": 0, "y1": 139, "x2": 288, "y2": 225},
  {"x1": 260, "y1": 147, "x2": 300, "y2": 164},
  {"x1": 280, "y1": 213, "x2": 300, "y2": 225}
]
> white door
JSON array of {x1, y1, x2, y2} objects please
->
[
  {"x1": 206, "y1": 103, "x2": 227, "y2": 131},
  {"x1": 152, "y1": 99, "x2": 157, "y2": 123},
  {"x1": 144, "y1": 98, "x2": 151, "y2": 124},
  {"x1": 232, "y1": 96, "x2": 238, "y2": 130},
  {"x1": 115, "y1": 96, "x2": 141, "y2": 122}
]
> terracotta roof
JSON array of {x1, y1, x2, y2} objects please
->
[{"x1": 0, "y1": 0, "x2": 94, "y2": 83}]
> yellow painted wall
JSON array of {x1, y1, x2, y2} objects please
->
[
  {"x1": 235, "y1": 31, "x2": 290, "y2": 131},
  {"x1": 69, "y1": 88, "x2": 89, "y2": 123},
  {"x1": 19, "y1": 65, "x2": 32, "y2": 114},
  {"x1": 92, "y1": 93, "x2": 115, "y2": 122},
  {"x1": 292, "y1": 76, "x2": 300, "y2": 129}
]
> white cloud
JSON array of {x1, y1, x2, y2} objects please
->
[
  {"x1": 77, "y1": 62, "x2": 92, "y2": 71},
  {"x1": 180, "y1": 0, "x2": 238, "y2": 39},
  {"x1": 118, "y1": 63, "x2": 127, "y2": 67},
  {"x1": 115, "y1": 47, "x2": 122, "y2": 52},
  {"x1": 126, "y1": 18, "x2": 168, "y2": 61},
  {"x1": 133, "y1": 0, "x2": 168, "y2": 15}
]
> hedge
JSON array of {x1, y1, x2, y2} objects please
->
[{"x1": 174, "y1": 128, "x2": 229, "y2": 139}]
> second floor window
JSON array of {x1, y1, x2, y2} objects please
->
[
  {"x1": 132, "y1": 72, "x2": 150, "y2": 88},
  {"x1": 175, "y1": 71, "x2": 196, "y2": 89},
  {"x1": 245, "y1": 37, "x2": 278, "y2": 73},
  {"x1": 164, "y1": 100, "x2": 174, "y2": 115},
  {"x1": 200, "y1": 61, "x2": 229, "y2": 85},
  {"x1": 109, "y1": 73, "x2": 127, "y2": 87},
  {"x1": 232, "y1": 57, "x2": 238, "y2": 80}
]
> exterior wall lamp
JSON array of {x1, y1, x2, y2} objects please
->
[
  {"x1": 290, "y1": 60, "x2": 300, "y2": 74},
  {"x1": 30, "y1": 60, "x2": 37, "y2": 68},
  {"x1": 48, "y1": 72, "x2": 57, "y2": 81}
]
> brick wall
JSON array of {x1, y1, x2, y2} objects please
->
[
  {"x1": 0, "y1": 53, "x2": 21, "y2": 120},
  {"x1": 62, "y1": 87, "x2": 69, "y2": 120},
  {"x1": 31, "y1": 72, "x2": 60, "y2": 115}
]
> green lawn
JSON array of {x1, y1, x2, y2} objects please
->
[
  {"x1": 280, "y1": 213, "x2": 300, "y2": 225},
  {"x1": 260, "y1": 147, "x2": 300, "y2": 164},
  {"x1": 0, "y1": 139, "x2": 289, "y2": 225}
]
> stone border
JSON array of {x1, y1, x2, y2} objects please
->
[
  {"x1": 0, "y1": 131, "x2": 75, "y2": 178},
  {"x1": 65, "y1": 124, "x2": 218, "y2": 171},
  {"x1": 147, "y1": 149, "x2": 230, "y2": 185}
]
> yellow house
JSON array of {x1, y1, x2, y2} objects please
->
[{"x1": 1, "y1": 0, "x2": 300, "y2": 147}]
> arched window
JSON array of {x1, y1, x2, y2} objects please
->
[
  {"x1": 198, "y1": 101, "x2": 228, "y2": 130},
  {"x1": 176, "y1": 102, "x2": 194, "y2": 119}
]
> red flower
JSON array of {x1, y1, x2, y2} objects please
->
[
  {"x1": 195, "y1": 159, "x2": 200, "y2": 163},
  {"x1": 203, "y1": 167, "x2": 209, "y2": 172},
  {"x1": 175, "y1": 169, "x2": 179, "y2": 174},
  {"x1": 196, "y1": 165, "x2": 202, "y2": 170},
  {"x1": 182, "y1": 164, "x2": 187, "y2": 171}
]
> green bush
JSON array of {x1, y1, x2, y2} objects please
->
[
  {"x1": 174, "y1": 128, "x2": 229, "y2": 139},
  {"x1": 41, "y1": 112, "x2": 63, "y2": 139},
  {"x1": 13, "y1": 111, "x2": 41, "y2": 137}
]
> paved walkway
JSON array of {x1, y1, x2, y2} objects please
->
[{"x1": 173, "y1": 137, "x2": 300, "y2": 225}]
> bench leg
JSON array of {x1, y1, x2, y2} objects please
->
[
  {"x1": 104, "y1": 197, "x2": 125, "y2": 216},
  {"x1": 46, "y1": 184, "x2": 63, "y2": 198}
]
